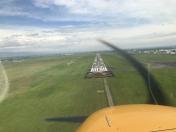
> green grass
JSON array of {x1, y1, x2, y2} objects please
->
[
  {"x1": 102, "y1": 53, "x2": 150, "y2": 105},
  {"x1": 102, "y1": 53, "x2": 176, "y2": 105},
  {"x1": 0, "y1": 54, "x2": 107, "y2": 132},
  {"x1": 0, "y1": 53, "x2": 176, "y2": 132},
  {"x1": 136, "y1": 54, "x2": 176, "y2": 105}
]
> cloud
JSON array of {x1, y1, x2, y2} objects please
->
[
  {"x1": 0, "y1": 0, "x2": 28, "y2": 17},
  {"x1": 0, "y1": 0, "x2": 176, "y2": 52},
  {"x1": 33, "y1": 0, "x2": 176, "y2": 23},
  {"x1": 0, "y1": 28, "x2": 66, "y2": 50},
  {"x1": 0, "y1": 0, "x2": 175, "y2": 29},
  {"x1": 0, "y1": 23, "x2": 176, "y2": 53}
]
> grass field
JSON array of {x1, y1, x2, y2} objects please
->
[{"x1": 0, "y1": 53, "x2": 176, "y2": 132}]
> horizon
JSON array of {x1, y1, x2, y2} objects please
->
[{"x1": 1, "y1": 45, "x2": 176, "y2": 59}]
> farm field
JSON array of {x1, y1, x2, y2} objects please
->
[{"x1": 0, "y1": 53, "x2": 176, "y2": 132}]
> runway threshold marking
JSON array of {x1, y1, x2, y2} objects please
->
[{"x1": 103, "y1": 78, "x2": 114, "y2": 107}]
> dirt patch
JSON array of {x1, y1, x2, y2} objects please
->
[
  {"x1": 150, "y1": 62, "x2": 176, "y2": 68},
  {"x1": 67, "y1": 60, "x2": 75, "y2": 66},
  {"x1": 97, "y1": 90, "x2": 104, "y2": 94},
  {"x1": 108, "y1": 66, "x2": 135, "y2": 72}
]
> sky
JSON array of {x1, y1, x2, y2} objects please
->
[{"x1": 0, "y1": 0, "x2": 176, "y2": 53}]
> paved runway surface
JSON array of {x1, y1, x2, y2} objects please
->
[
  {"x1": 90, "y1": 53, "x2": 114, "y2": 107},
  {"x1": 91, "y1": 53, "x2": 108, "y2": 73}
]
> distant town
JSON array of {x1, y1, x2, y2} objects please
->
[{"x1": 129, "y1": 47, "x2": 176, "y2": 55}]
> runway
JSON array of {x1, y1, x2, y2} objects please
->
[
  {"x1": 87, "y1": 53, "x2": 114, "y2": 106},
  {"x1": 86, "y1": 53, "x2": 112, "y2": 78},
  {"x1": 90, "y1": 53, "x2": 108, "y2": 73},
  {"x1": 91, "y1": 54, "x2": 114, "y2": 106}
]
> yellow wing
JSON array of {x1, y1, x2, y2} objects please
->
[{"x1": 77, "y1": 105, "x2": 176, "y2": 132}]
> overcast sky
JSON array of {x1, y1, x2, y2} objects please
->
[{"x1": 0, "y1": 0, "x2": 176, "y2": 53}]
